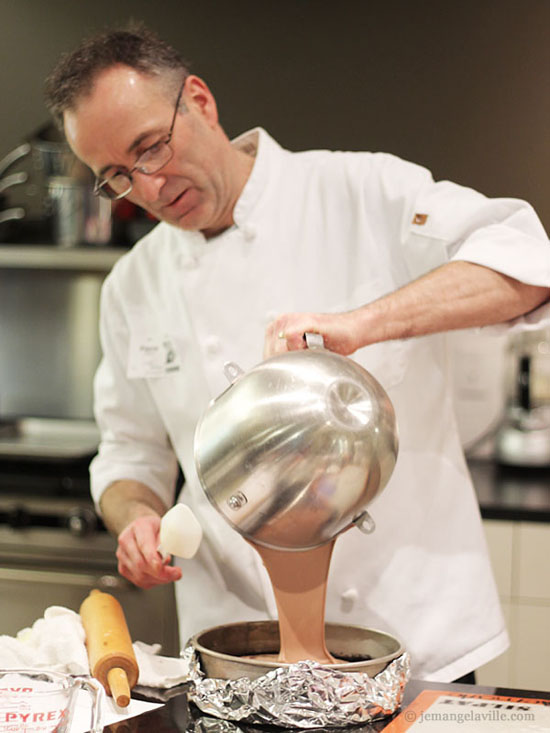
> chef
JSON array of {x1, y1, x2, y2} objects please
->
[{"x1": 45, "y1": 24, "x2": 550, "y2": 682}]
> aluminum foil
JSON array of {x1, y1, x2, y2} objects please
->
[{"x1": 183, "y1": 645, "x2": 410, "y2": 729}]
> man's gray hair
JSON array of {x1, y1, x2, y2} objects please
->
[{"x1": 44, "y1": 22, "x2": 190, "y2": 127}]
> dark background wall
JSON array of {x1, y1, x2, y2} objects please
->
[{"x1": 1, "y1": 0, "x2": 549, "y2": 230}]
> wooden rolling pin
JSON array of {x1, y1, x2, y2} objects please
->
[{"x1": 80, "y1": 589, "x2": 139, "y2": 708}]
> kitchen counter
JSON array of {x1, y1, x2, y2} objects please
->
[
  {"x1": 106, "y1": 678, "x2": 550, "y2": 731},
  {"x1": 468, "y1": 458, "x2": 550, "y2": 522}
]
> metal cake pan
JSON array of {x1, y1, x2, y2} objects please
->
[{"x1": 190, "y1": 620, "x2": 404, "y2": 681}]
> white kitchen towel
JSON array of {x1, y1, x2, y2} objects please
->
[{"x1": 0, "y1": 606, "x2": 190, "y2": 688}]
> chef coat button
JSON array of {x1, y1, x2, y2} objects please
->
[
  {"x1": 205, "y1": 336, "x2": 221, "y2": 356},
  {"x1": 242, "y1": 223, "x2": 256, "y2": 241},
  {"x1": 182, "y1": 255, "x2": 199, "y2": 269},
  {"x1": 340, "y1": 588, "x2": 359, "y2": 612}
]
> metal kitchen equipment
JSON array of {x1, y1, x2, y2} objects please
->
[
  {"x1": 0, "y1": 246, "x2": 126, "y2": 432},
  {"x1": 185, "y1": 621, "x2": 409, "y2": 727},
  {"x1": 496, "y1": 327, "x2": 550, "y2": 466},
  {"x1": 0, "y1": 131, "x2": 77, "y2": 237},
  {"x1": 47, "y1": 176, "x2": 86, "y2": 248},
  {"x1": 0, "y1": 123, "x2": 111, "y2": 245},
  {"x1": 0, "y1": 248, "x2": 178, "y2": 655},
  {"x1": 194, "y1": 336, "x2": 398, "y2": 550},
  {"x1": 190, "y1": 620, "x2": 404, "y2": 681}
]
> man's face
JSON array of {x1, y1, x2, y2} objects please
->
[{"x1": 64, "y1": 66, "x2": 238, "y2": 236}]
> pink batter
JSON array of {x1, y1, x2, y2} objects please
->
[{"x1": 252, "y1": 539, "x2": 339, "y2": 664}]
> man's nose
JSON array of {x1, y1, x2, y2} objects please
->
[{"x1": 132, "y1": 170, "x2": 166, "y2": 203}]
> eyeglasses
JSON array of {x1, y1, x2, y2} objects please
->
[{"x1": 93, "y1": 78, "x2": 186, "y2": 200}]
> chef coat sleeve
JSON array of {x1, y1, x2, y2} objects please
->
[
  {"x1": 376, "y1": 153, "x2": 550, "y2": 327},
  {"x1": 89, "y1": 273, "x2": 179, "y2": 511}
]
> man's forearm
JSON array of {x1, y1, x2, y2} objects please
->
[
  {"x1": 353, "y1": 260, "x2": 549, "y2": 347},
  {"x1": 99, "y1": 479, "x2": 169, "y2": 537},
  {"x1": 266, "y1": 261, "x2": 550, "y2": 357}
]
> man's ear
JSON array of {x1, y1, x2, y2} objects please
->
[{"x1": 183, "y1": 75, "x2": 219, "y2": 126}]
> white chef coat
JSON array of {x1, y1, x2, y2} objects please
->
[{"x1": 90, "y1": 128, "x2": 550, "y2": 681}]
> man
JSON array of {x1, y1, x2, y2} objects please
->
[{"x1": 45, "y1": 25, "x2": 549, "y2": 682}]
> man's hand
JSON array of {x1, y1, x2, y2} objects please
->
[
  {"x1": 264, "y1": 311, "x2": 359, "y2": 359},
  {"x1": 116, "y1": 514, "x2": 183, "y2": 589},
  {"x1": 99, "y1": 479, "x2": 183, "y2": 589}
]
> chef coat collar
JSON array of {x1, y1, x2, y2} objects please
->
[
  {"x1": 177, "y1": 128, "x2": 281, "y2": 247},
  {"x1": 231, "y1": 127, "x2": 284, "y2": 231}
]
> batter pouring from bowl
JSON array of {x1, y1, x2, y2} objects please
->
[
  {"x1": 190, "y1": 341, "x2": 398, "y2": 665},
  {"x1": 250, "y1": 540, "x2": 338, "y2": 664}
]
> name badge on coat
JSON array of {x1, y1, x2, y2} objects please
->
[{"x1": 127, "y1": 332, "x2": 182, "y2": 378}]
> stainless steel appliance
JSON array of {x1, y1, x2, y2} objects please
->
[
  {"x1": 0, "y1": 452, "x2": 179, "y2": 655},
  {"x1": 496, "y1": 328, "x2": 550, "y2": 466},
  {"x1": 0, "y1": 246, "x2": 178, "y2": 654},
  {"x1": 0, "y1": 248, "x2": 118, "y2": 425}
]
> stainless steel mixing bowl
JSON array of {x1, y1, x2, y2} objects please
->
[
  {"x1": 194, "y1": 342, "x2": 398, "y2": 550},
  {"x1": 190, "y1": 620, "x2": 404, "y2": 681}
]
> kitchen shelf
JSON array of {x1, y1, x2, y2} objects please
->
[{"x1": 0, "y1": 244, "x2": 128, "y2": 271}]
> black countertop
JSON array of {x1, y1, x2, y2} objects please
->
[
  {"x1": 468, "y1": 458, "x2": 550, "y2": 522},
  {"x1": 105, "y1": 679, "x2": 550, "y2": 732}
]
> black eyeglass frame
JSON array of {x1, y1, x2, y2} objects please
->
[{"x1": 93, "y1": 78, "x2": 186, "y2": 200}]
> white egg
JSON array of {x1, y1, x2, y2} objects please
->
[{"x1": 159, "y1": 504, "x2": 203, "y2": 559}]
